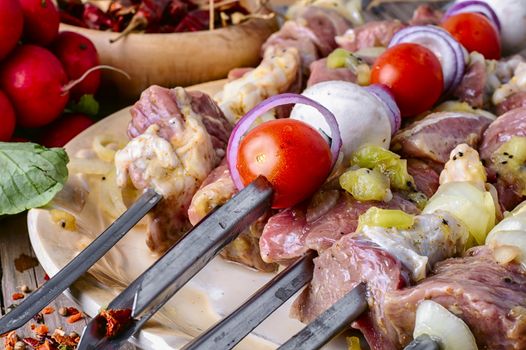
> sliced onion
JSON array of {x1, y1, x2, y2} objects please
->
[
  {"x1": 414, "y1": 300, "x2": 478, "y2": 350},
  {"x1": 444, "y1": 0, "x2": 501, "y2": 32},
  {"x1": 487, "y1": 230, "x2": 526, "y2": 268},
  {"x1": 423, "y1": 181, "x2": 496, "y2": 245},
  {"x1": 226, "y1": 93, "x2": 342, "y2": 190},
  {"x1": 364, "y1": 84, "x2": 401, "y2": 135},
  {"x1": 389, "y1": 25, "x2": 467, "y2": 94}
]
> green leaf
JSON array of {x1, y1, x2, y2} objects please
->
[
  {"x1": 0, "y1": 142, "x2": 69, "y2": 215},
  {"x1": 69, "y1": 94, "x2": 100, "y2": 116}
]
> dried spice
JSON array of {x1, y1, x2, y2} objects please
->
[
  {"x1": 99, "y1": 309, "x2": 133, "y2": 338},
  {"x1": 14, "y1": 254, "x2": 39, "y2": 272},
  {"x1": 51, "y1": 329, "x2": 79, "y2": 347},
  {"x1": 12, "y1": 293, "x2": 25, "y2": 301},
  {"x1": 42, "y1": 307, "x2": 55, "y2": 315},
  {"x1": 34, "y1": 325, "x2": 49, "y2": 336},
  {"x1": 66, "y1": 313, "x2": 84, "y2": 324}
]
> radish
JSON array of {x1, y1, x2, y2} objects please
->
[
  {"x1": 40, "y1": 113, "x2": 94, "y2": 148},
  {"x1": 0, "y1": 0, "x2": 24, "y2": 61},
  {"x1": 52, "y1": 31, "x2": 101, "y2": 99},
  {"x1": 19, "y1": 0, "x2": 60, "y2": 46},
  {"x1": 0, "y1": 91, "x2": 16, "y2": 141},
  {"x1": 0, "y1": 45, "x2": 69, "y2": 128}
]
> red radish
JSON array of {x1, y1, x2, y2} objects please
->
[
  {"x1": 52, "y1": 31, "x2": 101, "y2": 99},
  {"x1": 0, "y1": 0, "x2": 24, "y2": 61},
  {"x1": 0, "y1": 91, "x2": 16, "y2": 142},
  {"x1": 40, "y1": 114, "x2": 94, "y2": 148},
  {"x1": 18, "y1": 0, "x2": 60, "y2": 46},
  {"x1": 0, "y1": 45, "x2": 69, "y2": 128}
]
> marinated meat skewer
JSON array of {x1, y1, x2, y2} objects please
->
[{"x1": 177, "y1": 145, "x2": 486, "y2": 350}]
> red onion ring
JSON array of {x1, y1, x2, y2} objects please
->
[
  {"x1": 364, "y1": 84, "x2": 401, "y2": 135},
  {"x1": 226, "y1": 93, "x2": 342, "y2": 190},
  {"x1": 389, "y1": 25, "x2": 467, "y2": 95},
  {"x1": 444, "y1": 1, "x2": 501, "y2": 32}
]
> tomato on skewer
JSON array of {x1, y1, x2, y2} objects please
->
[
  {"x1": 442, "y1": 12, "x2": 501, "y2": 60},
  {"x1": 237, "y1": 119, "x2": 332, "y2": 209},
  {"x1": 371, "y1": 43, "x2": 444, "y2": 117}
]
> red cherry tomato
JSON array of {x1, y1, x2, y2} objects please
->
[
  {"x1": 40, "y1": 114, "x2": 94, "y2": 148},
  {"x1": 237, "y1": 119, "x2": 332, "y2": 209},
  {"x1": 442, "y1": 12, "x2": 501, "y2": 60},
  {"x1": 371, "y1": 43, "x2": 444, "y2": 117},
  {"x1": 0, "y1": 91, "x2": 16, "y2": 142}
]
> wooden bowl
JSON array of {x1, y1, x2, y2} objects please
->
[{"x1": 59, "y1": 15, "x2": 277, "y2": 100}]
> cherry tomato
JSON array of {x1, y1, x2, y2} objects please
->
[
  {"x1": 237, "y1": 119, "x2": 332, "y2": 209},
  {"x1": 442, "y1": 12, "x2": 501, "y2": 60},
  {"x1": 40, "y1": 113, "x2": 94, "y2": 148},
  {"x1": 0, "y1": 91, "x2": 16, "y2": 142},
  {"x1": 371, "y1": 43, "x2": 444, "y2": 117}
]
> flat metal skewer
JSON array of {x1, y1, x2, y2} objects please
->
[
  {"x1": 183, "y1": 250, "x2": 316, "y2": 350},
  {"x1": 77, "y1": 176, "x2": 274, "y2": 350},
  {"x1": 0, "y1": 189, "x2": 162, "y2": 335},
  {"x1": 278, "y1": 283, "x2": 368, "y2": 350},
  {"x1": 404, "y1": 334, "x2": 441, "y2": 350}
]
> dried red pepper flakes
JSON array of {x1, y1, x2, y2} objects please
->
[
  {"x1": 99, "y1": 309, "x2": 133, "y2": 338},
  {"x1": 35, "y1": 324, "x2": 49, "y2": 336},
  {"x1": 11, "y1": 292, "x2": 24, "y2": 301},
  {"x1": 22, "y1": 337, "x2": 41, "y2": 348},
  {"x1": 42, "y1": 306, "x2": 55, "y2": 315},
  {"x1": 36, "y1": 339, "x2": 57, "y2": 350},
  {"x1": 51, "y1": 329, "x2": 79, "y2": 347},
  {"x1": 2, "y1": 331, "x2": 17, "y2": 349},
  {"x1": 67, "y1": 312, "x2": 84, "y2": 324}
]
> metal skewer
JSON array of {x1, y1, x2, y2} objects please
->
[
  {"x1": 278, "y1": 283, "x2": 368, "y2": 350},
  {"x1": 77, "y1": 176, "x2": 273, "y2": 350},
  {"x1": 0, "y1": 189, "x2": 162, "y2": 336},
  {"x1": 183, "y1": 250, "x2": 316, "y2": 350},
  {"x1": 404, "y1": 334, "x2": 441, "y2": 350}
]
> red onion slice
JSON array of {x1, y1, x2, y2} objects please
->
[
  {"x1": 444, "y1": 1, "x2": 501, "y2": 32},
  {"x1": 364, "y1": 84, "x2": 401, "y2": 135},
  {"x1": 226, "y1": 93, "x2": 342, "y2": 190},
  {"x1": 389, "y1": 25, "x2": 467, "y2": 95}
]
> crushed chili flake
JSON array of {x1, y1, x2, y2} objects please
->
[
  {"x1": 42, "y1": 306, "x2": 55, "y2": 315},
  {"x1": 35, "y1": 324, "x2": 49, "y2": 336},
  {"x1": 66, "y1": 312, "x2": 84, "y2": 324},
  {"x1": 36, "y1": 340, "x2": 57, "y2": 350},
  {"x1": 12, "y1": 293, "x2": 24, "y2": 301},
  {"x1": 65, "y1": 307, "x2": 79, "y2": 316},
  {"x1": 52, "y1": 329, "x2": 79, "y2": 347},
  {"x1": 44, "y1": 274, "x2": 50, "y2": 281},
  {"x1": 30, "y1": 324, "x2": 36, "y2": 330},
  {"x1": 99, "y1": 309, "x2": 133, "y2": 338},
  {"x1": 22, "y1": 337, "x2": 41, "y2": 348},
  {"x1": 2, "y1": 331, "x2": 17, "y2": 349}
]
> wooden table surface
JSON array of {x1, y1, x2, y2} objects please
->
[{"x1": 0, "y1": 214, "x2": 137, "y2": 349}]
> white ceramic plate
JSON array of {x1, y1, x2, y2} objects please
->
[{"x1": 27, "y1": 80, "x2": 348, "y2": 350}]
